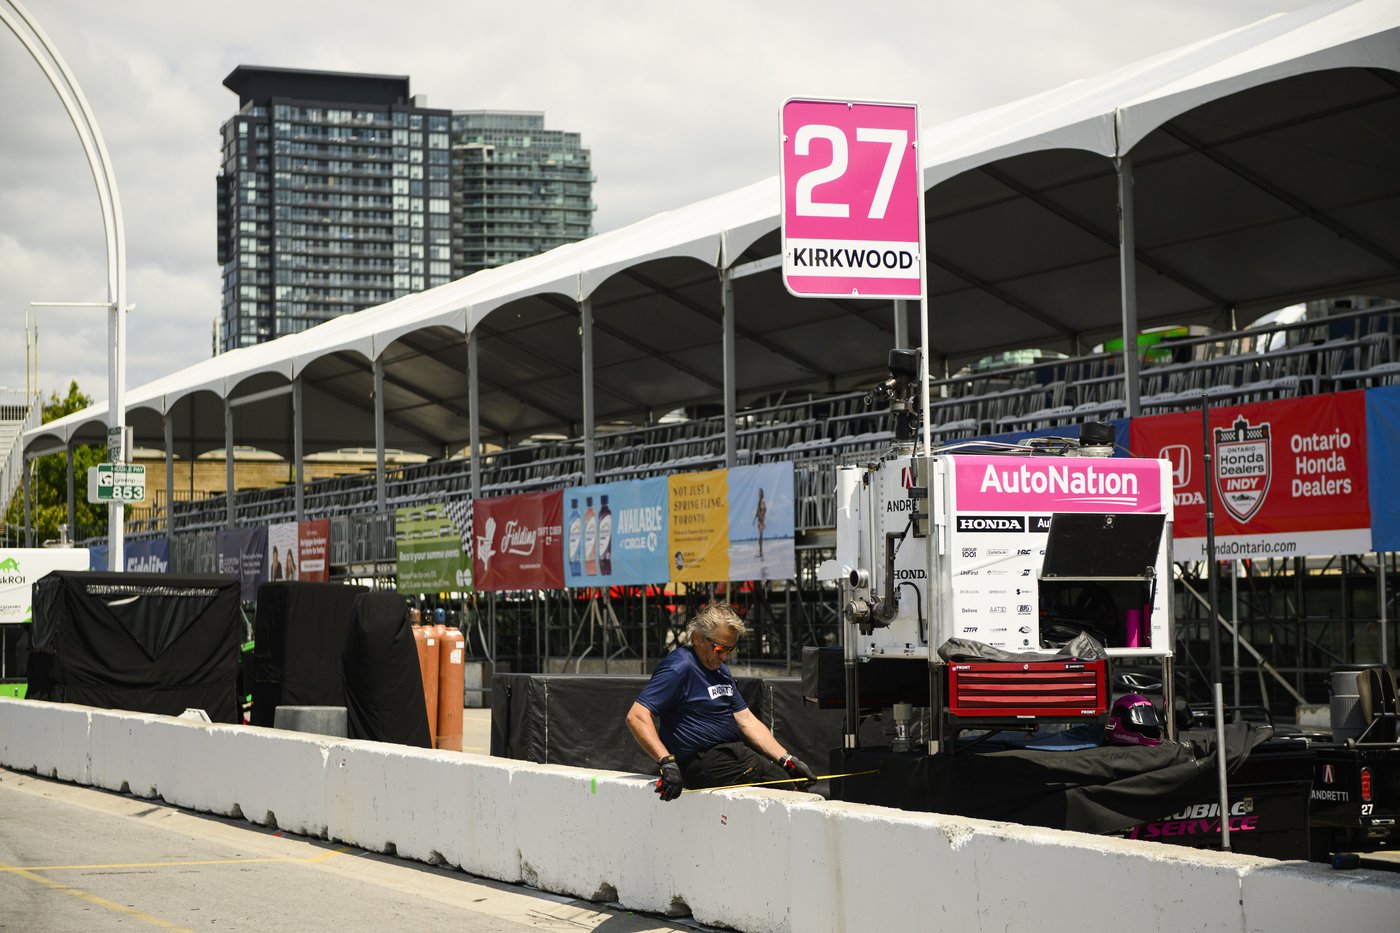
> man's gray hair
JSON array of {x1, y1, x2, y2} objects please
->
[{"x1": 685, "y1": 602, "x2": 746, "y2": 641}]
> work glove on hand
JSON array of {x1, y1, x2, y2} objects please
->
[
  {"x1": 779, "y1": 754, "x2": 817, "y2": 789},
  {"x1": 655, "y1": 755, "x2": 683, "y2": 802}
]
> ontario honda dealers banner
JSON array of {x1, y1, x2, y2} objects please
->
[
  {"x1": 1131, "y1": 391, "x2": 1370, "y2": 559},
  {"x1": 472, "y1": 490, "x2": 564, "y2": 591}
]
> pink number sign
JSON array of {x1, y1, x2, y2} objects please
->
[{"x1": 780, "y1": 98, "x2": 923, "y2": 299}]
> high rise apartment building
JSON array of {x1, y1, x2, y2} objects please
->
[
  {"x1": 452, "y1": 111, "x2": 594, "y2": 277},
  {"x1": 216, "y1": 68, "x2": 593, "y2": 352}
]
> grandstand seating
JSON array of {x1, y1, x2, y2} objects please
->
[{"x1": 115, "y1": 303, "x2": 1400, "y2": 542}]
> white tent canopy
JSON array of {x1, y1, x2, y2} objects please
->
[{"x1": 25, "y1": 0, "x2": 1400, "y2": 468}]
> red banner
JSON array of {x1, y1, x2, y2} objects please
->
[
  {"x1": 298, "y1": 519, "x2": 331, "y2": 582},
  {"x1": 1130, "y1": 391, "x2": 1370, "y2": 559},
  {"x1": 472, "y1": 490, "x2": 564, "y2": 591}
]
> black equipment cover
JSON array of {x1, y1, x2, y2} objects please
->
[
  {"x1": 832, "y1": 721, "x2": 1271, "y2": 834},
  {"x1": 491, "y1": 671, "x2": 885, "y2": 773},
  {"x1": 342, "y1": 591, "x2": 431, "y2": 747},
  {"x1": 26, "y1": 571, "x2": 242, "y2": 722},
  {"x1": 252, "y1": 582, "x2": 367, "y2": 726}
]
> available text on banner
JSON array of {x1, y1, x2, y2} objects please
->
[{"x1": 563, "y1": 476, "x2": 668, "y2": 587}]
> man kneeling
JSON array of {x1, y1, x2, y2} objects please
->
[{"x1": 625, "y1": 602, "x2": 817, "y2": 801}]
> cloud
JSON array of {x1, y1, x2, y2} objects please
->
[{"x1": 0, "y1": 0, "x2": 1304, "y2": 399}]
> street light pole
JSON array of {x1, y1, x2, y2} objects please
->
[{"x1": 3, "y1": 0, "x2": 128, "y2": 570}]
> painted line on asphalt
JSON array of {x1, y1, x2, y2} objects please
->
[
  {"x1": 0, "y1": 859, "x2": 194, "y2": 932},
  {"x1": 1, "y1": 846, "x2": 354, "y2": 873}
]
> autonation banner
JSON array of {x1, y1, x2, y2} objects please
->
[{"x1": 1131, "y1": 391, "x2": 1370, "y2": 559}]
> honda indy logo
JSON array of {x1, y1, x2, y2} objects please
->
[
  {"x1": 957, "y1": 515, "x2": 1026, "y2": 533},
  {"x1": 1214, "y1": 416, "x2": 1271, "y2": 523}
]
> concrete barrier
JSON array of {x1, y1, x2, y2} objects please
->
[{"x1": 2, "y1": 696, "x2": 1398, "y2": 932}]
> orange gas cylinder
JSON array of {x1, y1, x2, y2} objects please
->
[
  {"x1": 436, "y1": 627, "x2": 466, "y2": 751},
  {"x1": 421, "y1": 626, "x2": 440, "y2": 749}
]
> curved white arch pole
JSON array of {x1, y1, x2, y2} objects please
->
[{"x1": 1, "y1": 0, "x2": 128, "y2": 569}]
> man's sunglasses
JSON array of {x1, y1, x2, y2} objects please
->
[{"x1": 707, "y1": 639, "x2": 739, "y2": 656}]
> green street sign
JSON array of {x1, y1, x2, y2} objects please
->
[{"x1": 87, "y1": 463, "x2": 146, "y2": 504}]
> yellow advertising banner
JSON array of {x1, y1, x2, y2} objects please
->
[{"x1": 668, "y1": 469, "x2": 729, "y2": 582}]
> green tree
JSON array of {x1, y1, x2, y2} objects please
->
[{"x1": 3, "y1": 381, "x2": 108, "y2": 545}]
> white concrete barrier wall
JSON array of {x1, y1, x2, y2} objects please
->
[{"x1": 2, "y1": 696, "x2": 1398, "y2": 933}]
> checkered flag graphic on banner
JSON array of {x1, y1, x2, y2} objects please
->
[{"x1": 443, "y1": 499, "x2": 473, "y2": 560}]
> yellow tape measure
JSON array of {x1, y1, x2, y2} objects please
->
[{"x1": 681, "y1": 768, "x2": 879, "y2": 794}]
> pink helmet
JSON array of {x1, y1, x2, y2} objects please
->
[{"x1": 1105, "y1": 693, "x2": 1163, "y2": 746}]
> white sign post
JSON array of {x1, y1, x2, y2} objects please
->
[{"x1": 779, "y1": 97, "x2": 931, "y2": 454}]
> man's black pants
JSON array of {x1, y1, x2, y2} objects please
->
[{"x1": 679, "y1": 741, "x2": 788, "y2": 789}]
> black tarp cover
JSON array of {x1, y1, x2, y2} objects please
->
[
  {"x1": 27, "y1": 571, "x2": 241, "y2": 723},
  {"x1": 832, "y1": 721, "x2": 1273, "y2": 834},
  {"x1": 252, "y1": 581, "x2": 367, "y2": 726},
  {"x1": 342, "y1": 591, "x2": 431, "y2": 748},
  {"x1": 490, "y1": 672, "x2": 884, "y2": 773}
]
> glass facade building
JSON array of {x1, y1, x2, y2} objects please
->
[
  {"x1": 451, "y1": 111, "x2": 594, "y2": 277},
  {"x1": 218, "y1": 70, "x2": 594, "y2": 352}
]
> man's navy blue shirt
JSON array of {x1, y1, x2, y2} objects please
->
[{"x1": 635, "y1": 646, "x2": 745, "y2": 761}]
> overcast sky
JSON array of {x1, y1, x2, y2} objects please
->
[{"x1": 0, "y1": 0, "x2": 1308, "y2": 404}]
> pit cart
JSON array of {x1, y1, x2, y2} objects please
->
[{"x1": 1307, "y1": 665, "x2": 1400, "y2": 862}]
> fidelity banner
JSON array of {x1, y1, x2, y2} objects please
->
[
  {"x1": 472, "y1": 490, "x2": 564, "y2": 592},
  {"x1": 1131, "y1": 391, "x2": 1370, "y2": 559},
  {"x1": 563, "y1": 477, "x2": 668, "y2": 587}
]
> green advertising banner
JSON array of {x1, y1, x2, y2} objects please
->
[{"x1": 394, "y1": 502, "x2": 473, "y2": 593}]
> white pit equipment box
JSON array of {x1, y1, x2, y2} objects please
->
[{"x1": 827, "y1": 453, "x2": 1174, "y2": 662}]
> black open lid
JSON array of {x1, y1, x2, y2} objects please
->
[{"x1": 1040, "y1": 512, "x2": 1165, "y2": 579}]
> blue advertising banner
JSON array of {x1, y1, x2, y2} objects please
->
[
  {"x1": 563, "y1": 476, "x2": 669, "y2": 587},
  {"x1": 978, "y1": 418, "x2": 1131, "y2": 454},
  {"x1": 215, "y1": 526, "x2": 268, "y2": 602},
  {"x1": 1367, "y1": 386, "x2": 1400, "y2": 550},
  {"x1": 728, "y1": 462, "x2": 796, "y2": 580},
  {"x1": 124, "y1": 537, "x2": 170, "y2": 574}
]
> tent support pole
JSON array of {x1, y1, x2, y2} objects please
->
[
  {"x1": 468, "y1": 330, "x2": 481, "y2": 500},
  {"x1": 722, "y1": 269, "x2": 737, "y2": 468},
  {"x1": 65, "y1": 439, "x2": 75, "y2": 542},
  {"x1": 164, "y1": 413, "x2": 174, "y2": 543},
  {"x1": 1115, "y1": 153, "x2": 1142, "y2": 418},
  {"x1": 224, "y1": 397, "x2": 235, "y2": 529},
  {"x1": 1380, "y1": 552, "x2": 1390, "y2": 666},
  {"x1": 374, "y1": 356, "x2": 386, "y2": 516},
  {"x1": 893, "y1": 299, "x2": 908, "y2": 348},
  {"x1": 580, "y1": 299, "x2": 596, "y2": 484},
  {"x1": 22, "y1": 458, "x2": 31, "y2": 546},
  {"x1": 293, "y1": 376, "x2": 305, "y2": 522}
]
